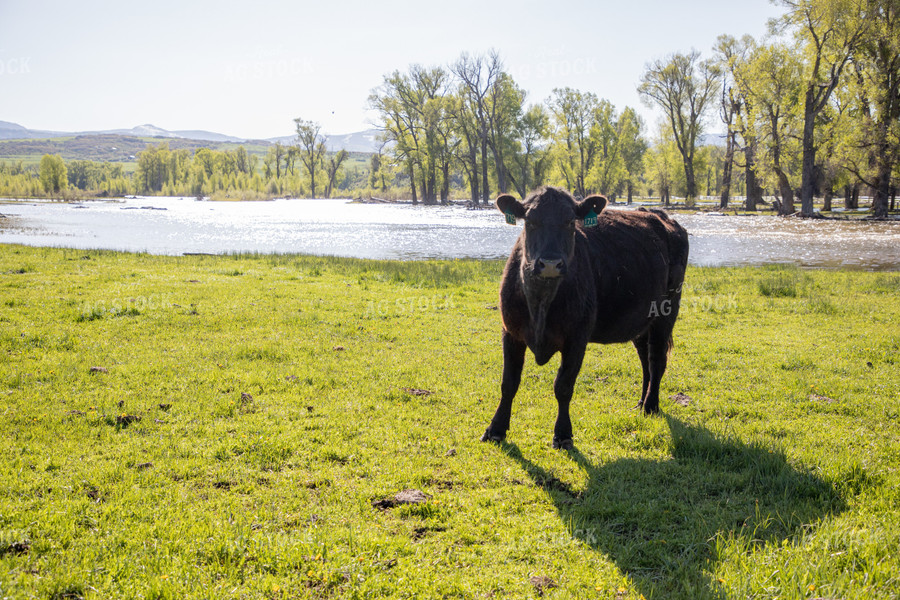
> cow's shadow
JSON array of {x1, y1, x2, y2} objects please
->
[{"x1": 499, "y1": 416, "x2": 843, "y2": 599}]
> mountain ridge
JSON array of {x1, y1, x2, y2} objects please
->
[{"x1": 0, "y1": 120, "x2": 380, "y2": 153}]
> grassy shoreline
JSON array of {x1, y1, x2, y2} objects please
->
[{"x1": 1, "y1": 245, "x2": 898, "y2": 599}]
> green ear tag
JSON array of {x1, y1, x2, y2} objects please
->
[
  {"x1": 583, "y1": 209, "x2": 598, "y2": 228},
  {"x1": 504, "y1": 211, "x2": 517, "y2": 225}
]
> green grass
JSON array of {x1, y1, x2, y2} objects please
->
[{"x1": 0, "y1": 246, "x2": 898, "y2": 599}]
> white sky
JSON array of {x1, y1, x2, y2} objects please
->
[{"x1": 0, "y1": 0, "x2": 783, "y2": 140}]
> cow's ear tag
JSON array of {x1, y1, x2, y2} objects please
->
[
  {"x1": 504, "y1": 211, "x2": 517, "y2": 225},
  {"x1": 583, "y1": 209, "x2": 598, "y2": 228}
]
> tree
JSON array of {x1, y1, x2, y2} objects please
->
[
  {"x1": 294, "y1": 118, "x2": 326, "y2": 198},
  {"x1": 453, "y1": 51, "x2": 502, "y2": 204},
  {"x1": 592, "y1": 99, "x2": 625, "y2": 197},
  {"x1": 273, "y1": 142, "x2": 286, "y2": 179},
  {"x1": 448, "y1": 86, "x2": 482, "y2": 203},
  {"x1": 617, "y1": 107, "x2": 648, "y2": 204},
  {"x1": 324, "y1": 150, "x2": 349, "y2": 198},
  {"x1": 744, "y1": 43, "x2": 805, "y2": 214},
  {"x1": 135, "y1": 143, "x2": 170, "y2": 193},
  {"x1": 714, "y1": 35, "x2": 751, "y2": 208},
  {"x1": 486, "y1": 69, "x2": 525, "y2": 195},
  {"x1": 67, "y1": 160, "x2": 96, "y2": 190},
  {"x1": 508, "y1": 103, "x2": 550, "y2": 197},
  {"x1": 369, "y1": 68, "x2": 428, "y2": 203},
  {"x1": 548, "y1": 87, "x2": 601, "y2": 198},
  {"x1": 39, "y1": 154, "x2": 67, "y2": 194},
  {"x1": 773, "y1": 0, "x2": 870, "y2": 216},
  {"x1": 234, "y1": 146, "x2": 250, "y2": 175},
  {"x1": 840, "y1": 0, "x2": 900, "y2": 217},
  {"x1": 638, "y1": 50, "x2": 720, "y2": 202},
  {"x1": 409, "y1": 64, "x2": 452, "y2": 204},
  {"x1": 644, "y1": 124, "x2": 681, "y2": 205},
  {"x1": 721, "y1": 35, "x2": 767, "y2": 211},
  {"x1": 369, "y1": 152, "x2": 385, "y2": 191}
]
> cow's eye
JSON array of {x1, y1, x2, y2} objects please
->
[
  {"x1": 525, "y1": 220, "x2": 537, "y2": 230},
  {"x1": 567, "y1": 219, "x2": 576, "y2": 229}
]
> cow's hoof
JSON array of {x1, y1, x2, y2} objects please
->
[
  {"x1": 552, "y1": 437, "x2": 574, "y2": 450},
  {"x1": 641, "y1": 405, "x2": 660, "y2": 415},
  {"x1": 481, "y1": 428, "x2": 505, "y2": 443}
]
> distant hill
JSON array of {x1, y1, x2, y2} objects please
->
[
  {"x1": 266, "y1": 129, "x2": 382, "y2": 153},
  {"x1": 0, "y1": 133, "x2": 267, "y2": 164},
  {"x1": 0, "y1": 121, "x2": 259, "y2": 144},
  {"x1": 0, "y1": 120, "x2": 381, "y2": 153}
]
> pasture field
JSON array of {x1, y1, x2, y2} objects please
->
[{"x1": 0, "y1": 245, "x2": 898, "y2": 599}]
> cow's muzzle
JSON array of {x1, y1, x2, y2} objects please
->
[{"x1": 534, "y1": 257, "x2": 566, "y2": 279}]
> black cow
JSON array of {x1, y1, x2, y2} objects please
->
[{"x1": 482, "y1": 186, "x2": 689, "y2": 449}]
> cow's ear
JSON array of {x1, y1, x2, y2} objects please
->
[
  {"x1": 576, "y1": 195, "x2": 607, "y2": 218},
  {"x1": 496, "y1": 194, "x2": 525, "y2": 221}
]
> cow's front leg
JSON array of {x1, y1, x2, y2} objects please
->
[
  {"x1": 482, "y1": 330, "x2": 526, "y2": 443},
  {"x1": 552, "y1": 343, "x2": 587, "y2": 450}
]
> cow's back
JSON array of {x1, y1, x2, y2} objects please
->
[{"x1": 581, "y1": 208, "x2": 688, "y2": 344}]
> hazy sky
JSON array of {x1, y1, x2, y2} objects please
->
[{"x1": 0, "y1": 0, "x2": 784, "y2": 139}]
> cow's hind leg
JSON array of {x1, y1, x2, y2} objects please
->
[
  {"x1": 632, "y1": 334, "x2": 651, "y2": 410},
  {"x1": 641, "y1": 321, "x2": 674, "y2": 414},
  {"x1": 551, "y1": 343, "x2": 587, "y2": 450},
  {"x1": 482, "y1": 331, "x2": 526, "y2": 443}
]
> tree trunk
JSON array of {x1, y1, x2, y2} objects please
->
[
  {"x1": 480, "y1": 134, "x2": 490, "y2": 205},
  {"x1": 627, "y1": 182, "x2": 633, "y2": 204},
  {"x1": 775, "y1": 169, "x2": 795, "y2": 215},
  {"x1": 441, "y1": 161, "x2": 450, "y2": 205},
  {"x1": 799, "y1": 95, "x2": 818, "y2": 217},
  {"x1": 744, "y1": 144, "x2": 763, "y2": 211},
  {"x1": 491, "y1": 140, "x2": 508, "y2": 194},
  {"x1": 683, "y1": 155, "x2": 697, "y2": 202},
  {"x1": 421, "y1": 171, "x2": 433, "y2": 205},
  {"x1": 844, "y1": 183, "x2": 859, "y2": 210},
  {"x1": 518, "y1": 159, "x2": 529, "y2": 199},
  {"x1": 872, "y1": 155, "x2": 892, "y2": 218},
  {"x1": 720, "y1": 131, "x2": 736, "y2": 209},
  {"x1": 467, "y1": 148, "x2": 479, "y2": 204},
  {"x1": 408, "y1": 160, "x2": 417, "y2": 205},
  {"x1": 823, "y1": 186, "x2": 833, "y2": 212}
]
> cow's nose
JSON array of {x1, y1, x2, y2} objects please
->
[{"x1": 536, "y1": 258, "x2": 566, "y2": 278}]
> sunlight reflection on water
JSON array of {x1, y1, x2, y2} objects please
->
[{"x1": 1, "y1": 197, "x2": 898, "y2": 270}]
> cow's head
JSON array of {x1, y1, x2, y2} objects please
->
[{"x1": 497, "y1": 187, "x2": 607, "y2": 279}]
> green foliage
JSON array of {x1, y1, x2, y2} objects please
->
[
  {"x1": 0, "y1": 245, "x2": 898, "y2": 598},
  {"x1": 38, "y1": 154, "x2": 67, "y2": 194},
  {"x1": 638, "y1": 50, "x2": 721, "y2": 201}
]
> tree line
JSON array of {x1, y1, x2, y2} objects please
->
[
  {"x1": 639, "y1": 0, "x2": 898, "y2": 217},
  {"x1": 367, "y1": 52, "x2": 650, "y2": 206},
  {"x1": 0, "y1": 137, "x2": 367, "y2": 200},
  {"x1": 1, "y1": 0, "x2": 894, "y2": 214},
  {"x1": 367, "y1": 0, "x2": 897, "y2": 215}
]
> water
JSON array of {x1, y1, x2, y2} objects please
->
[{"x1": 1, "y1": 197, "x2": 899, "y2": 270}]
